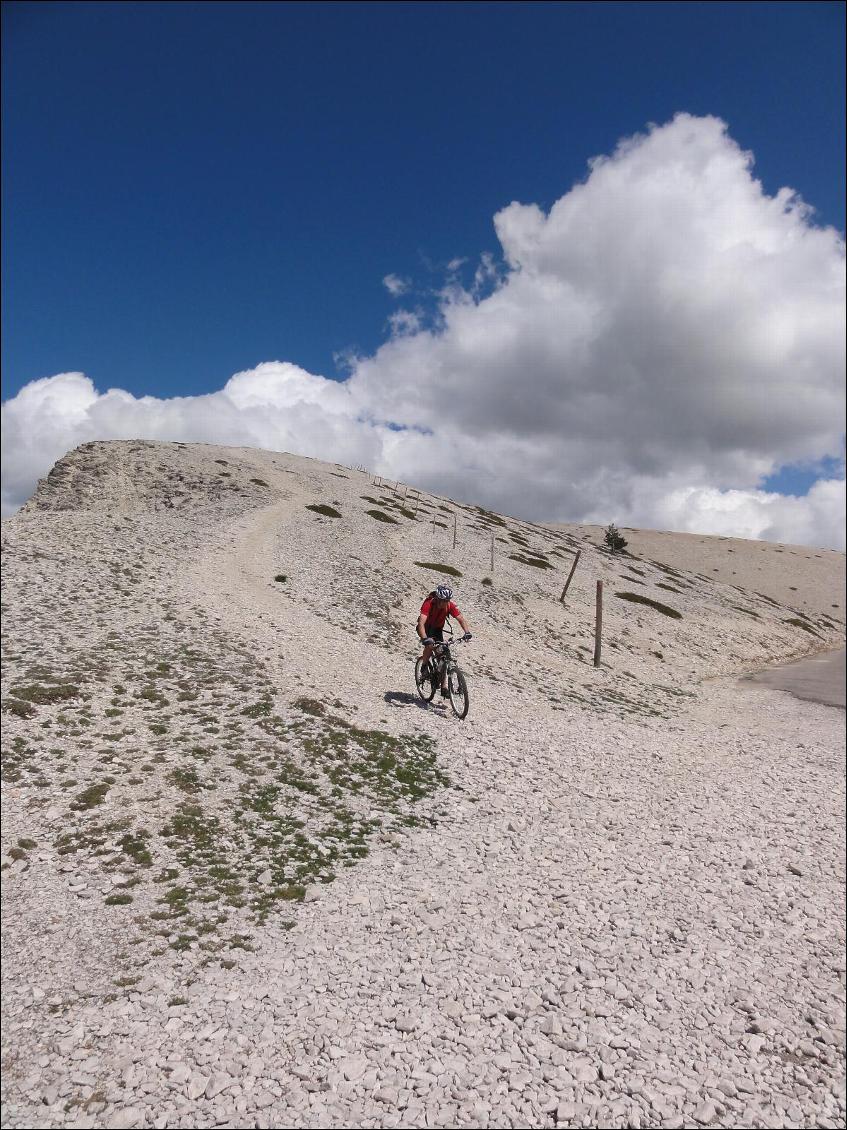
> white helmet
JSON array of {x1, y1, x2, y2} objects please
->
[{"x1": 435, "y1": 583, "x2": 453, "y2": 601}]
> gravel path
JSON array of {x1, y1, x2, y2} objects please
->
[{"x1": 2, "y1": 441, "x2": 844, "y2": 1130}]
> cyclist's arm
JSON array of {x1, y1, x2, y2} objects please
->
[
  {"x1": 455, "y1": 613, "x2": 470, "y2": 633},
  {"x1": 417, "y1": 613, "x2": 429, "y2": 640}
]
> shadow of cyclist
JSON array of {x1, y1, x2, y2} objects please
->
[{"x1": 383, "y1": 691, "x2": 444, "y2": 711}]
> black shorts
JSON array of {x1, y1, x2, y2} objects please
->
[{"x1": 424, "y1": 624, "x2": 444, "y2": 643}]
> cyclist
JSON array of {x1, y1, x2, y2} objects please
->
[{"x1": 417, "y1": 583, "x2": 472, "y2": 697}]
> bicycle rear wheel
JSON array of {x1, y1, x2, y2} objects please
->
[
  {"x1": 415, "y1": 657, "x2": 438, "y2": 702},
  {"x1": 447, "y1": 665, "x2": 469, "y2": 719}
]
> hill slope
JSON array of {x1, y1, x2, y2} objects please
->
[{"x1": 2, "y1": 440, "x2": 844, "y2": 1130}]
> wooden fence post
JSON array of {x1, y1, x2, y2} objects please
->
[
  {"x1": 593, "y1": 580, "x2": 603, "y2": 668},
  {"x1": 453, "y1": 513, "x2": 458, "y2": 549},
  {"x1": 490, "y1": 533, "x2": 494, "y2": 572},
  {"x1": 559, "y1": 549, "x2": 581, "y2": 603}
]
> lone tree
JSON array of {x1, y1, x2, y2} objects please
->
[{"x1": 603, "y1": 523, "x2": 628, "y2": 554}]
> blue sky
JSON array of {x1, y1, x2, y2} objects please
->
[
  {"x1": 3, "y1": 1, "x2": 844, "y2": 396},
  {"x1": 2, "y1": 2, "x2": 845, "y2": 544}
]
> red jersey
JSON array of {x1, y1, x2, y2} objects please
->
[{"x1": 420, "y1": 595, "x2": 460, "y2": 629}]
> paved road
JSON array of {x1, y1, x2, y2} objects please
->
[{"x1": 743, "y1": 647, "x2": 846, "y2": 709}]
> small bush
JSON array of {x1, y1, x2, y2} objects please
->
[
  {"x1": 274, "y1": 574, "x2": 287, "y2": 583},
  {"x1": 105, "y1": 893, "x2": 134, "y2": 905},
  {"x1": 481, "y1": 577, "x2": 493, "y2": 586},
  {"x1": 474, "y1": 507, "x2": 506, "y2": 528},
  {"x1": 306, "y1": 503, "x2": 342, "y2": 518},
  {"x1": 250, "y1": 478, "x2": 269, "y2": 487},
  {"x1": 413, "y1": 562, "x2": 462, "y2": 578},
  {"x1": 508, "y1": 553, "x2": 554, "y2": 570},
  {"x1": 604, "y1": 523, "x2": 628, "y2": 554},
  {"x1": 10, "y1": 684, "x2": 81, "y2": 705},
  {"x1": 72, "y1": 782, "x2": 111, "y2": 809},
  {"x1": 242, "y1": 700, "x2": 273, "y2": 718},
  {"x1": 784, "y1": 618, "x2": 822, "y2": 637},
  {"x1": 366, "y1": 509, "x2": 398, "y2": 524},
  {"x1": 2, "y1": 698, "x2": 36, "y2": 719},
  {"x1": 615, "y1": 592, "x2": 682, "y2": 619}
]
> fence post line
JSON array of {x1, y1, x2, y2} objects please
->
[
  {"x1": 559, "y1": 549, "x2": 582, "y2": 603},
  {"x1": 593, "y1": 580, "x2": 603, "y2": 668}
]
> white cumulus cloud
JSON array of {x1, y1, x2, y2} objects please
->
[{"x1": 3, "y1": 114, "x2": 845, "y2": 549}]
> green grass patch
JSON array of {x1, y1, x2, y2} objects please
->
[
  {"x1": 306, "y1": 503, "x2": 341, "y2": 518},
  {"x1": 366, "y1": 509, "x2": 398, "y2": 524}
]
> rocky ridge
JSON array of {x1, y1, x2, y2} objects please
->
[{"x1": 1, "y1": 439, "x2": 844, "y2": 1130}]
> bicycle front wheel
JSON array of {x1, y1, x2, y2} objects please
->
[
  {"x1": 447, "y1": 666, "x2": 469, "y2": 719},
  {"x1": 415, "y1": 657, "x2": 437, "y2": 702}
]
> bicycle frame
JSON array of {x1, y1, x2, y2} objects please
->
[{"x1": 428, "y1": 638, "x2": 464, "y2": 679}]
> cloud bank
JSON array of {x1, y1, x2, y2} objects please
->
[{"x1": 3, "y1": 114, "x2": 845, "y2": 548}]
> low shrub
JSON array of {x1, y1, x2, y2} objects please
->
[
  {"x1": 413, "y1": 561, "x2": 462, "y2": 578},
  {"x1": 508, "y1": 553, "x2": 554, "y2": 570},
  {"x1": 614, "y1": 592, "x2": 682, "y2": 619},
  {"x1": 784, "y1": 618, "x2": 822, "y2": 637},
  {"x1": 366, "y1": 509, "x2": 398, "y2": 524},
  {"x1": 2, "y1": 698, "x2": 36, "y2": 719},
  {"x1": 306, "y1": 503, "x2": 342, "y2": 518}
]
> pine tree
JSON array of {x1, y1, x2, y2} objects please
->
[{"x1": 604, "y1": 523, "x2": 628, "y2": 554}]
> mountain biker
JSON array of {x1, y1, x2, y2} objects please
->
[{"x1": 417, "y1": 583, "x2": 472, "y2": 698}]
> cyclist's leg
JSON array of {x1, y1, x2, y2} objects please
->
[{"x1": 423, "y1": 626, "x2": 443, "y2": 677}]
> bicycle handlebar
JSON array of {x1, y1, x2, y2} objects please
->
[{"x1": 417, "y1": 635, "x2": 470, "y2": 646}]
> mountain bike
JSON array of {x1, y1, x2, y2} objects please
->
[{"x1": 414, "y1": 636, "x2": 471, "y2": 719}]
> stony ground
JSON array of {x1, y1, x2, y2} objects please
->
[{"x1": 1, "y1": 440, "x2": 844, "y2": 1130}]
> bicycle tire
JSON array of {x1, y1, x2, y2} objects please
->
[
  {"x1": 415, "y1": 657, "x2": 438, "y2": 702},
  {"x1": 447, "y1": 665, "x2": 469, "y2": 719}
]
